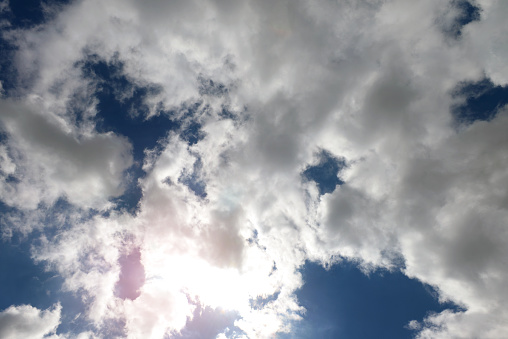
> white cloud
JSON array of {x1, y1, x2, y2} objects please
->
[
  {"x1": 0, "y1": 144, "x2": 15, "y2": 175},
  {"x1": 0, "y1": 98, "x2": 133, "y2": 210},
  {"x1": 0, "y1": 304, "x2": 61, "y2": 339}
]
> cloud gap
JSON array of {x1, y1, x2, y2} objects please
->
[
  {"x1": 181, "y1": 121, "x2": 205, "y2": 146},
  {"x1": 302, "y1": 150, "x2": 346, "y2": 195},
  {"x1": 452, "y1": 0, "x2": 481, "y2": 30},
  {"x1": 439, "y1": 0, "x2": 481, "y2": 39},
  {"x1": 81, "y1": 58, "x2": 176, "y2": 162},
  {"x1": 286, "y1": 261, "x2": 463, "y2": 339},
  {"x1": 4, "y1": 0, "x2": 71, "y2": 29},
  {"x1": 451, "y1": 77, "x2": 508, "y2": 125},
  {"x1": 178, "y1": 156, "x2": 207, "y2": 199}
]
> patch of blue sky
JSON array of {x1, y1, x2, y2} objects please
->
[
  {"x1": 280, "y1": 261, "x2": 462, "y2": 339},
  {"x1": 81, "y1": 58, "x2": 211, "y2": 210},
  {"x1": 81, "y1": 58, "x2": 177, "y2": 161},
  {"x1": 0, "y1": 41, "x2": 16, "y2": 96},
  {"x1": 442, "y1": 0, "x2": 481, "y2": 39},
  {"x1": 179, "y1": 156, "x2": 207, "y2": 199},
  {"x1": 181, "y1": 121, "x2": 206, "y2": 146},
  {"x1": 79, "y1": 58, "x2": 174, "y2": 213},
  {"x1": 105, "y1": 165, "x2": 144, "y2": 215},
  {"x1": 452, "y1": 77, "x2": 508, "y2": 125},
  {"x1": 0, "y1": 226, "x2": 89, "y2": 336},
  {"x1": 0, "y1": 198, "x2": 100, "y2": 333},
  {"x1": 452, "y1": 0, "x2": 481, "y2": 28},
  {"x1": 5, "y1": 0, "x2": 71, "y2": 29},
  {"x1": 0, "y1": 236, "x2": 60, "y2": 311},
  {"x1": 303, "y1": 150, "x2": 346, "y2": 195}
]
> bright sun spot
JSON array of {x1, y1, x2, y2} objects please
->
[{"x1": 144, "y1": 255, "x2": 249, "y2": 312}]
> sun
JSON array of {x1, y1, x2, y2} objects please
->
[
  {"x1": 142, "y1": 254, "x2": 247, "y2": 312},
  {"x1": 140, "y1": 244, "x2": 279, "y2": 316}
]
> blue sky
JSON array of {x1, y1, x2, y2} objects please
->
[{"x1": 1, "y1": 0, "x2": 508, "y2": 338}]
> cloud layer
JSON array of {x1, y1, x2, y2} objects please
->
[{"x1": 1, "y1": 0, "x2": 508, "y2": 338}]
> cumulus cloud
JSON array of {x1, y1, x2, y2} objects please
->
[
  {"x1": 0, "y1": 98, "x2": 133, "y2": 210},
  {"x1": 0, "y1": 303, "x2": 61, "y2": 339},
  {"x1": 1, "y1": 0, "x2": 508, "y2": 338}
]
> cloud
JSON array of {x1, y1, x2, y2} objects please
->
[
  {"x1": 465, "y1": 0, "x2": 508, "y2": 85},
  {"x1": 1, "y1": 0, "x2": 508, "y2": 338},
  {"x1": 0, "y1": 303, "x2": 61, "y2": 339},
  {"x1": 0, "y1": 98, "x2": 133, "y2": 210}
]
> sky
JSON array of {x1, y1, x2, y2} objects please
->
[{"x1": 0, "y1": 0, "x2": 508, "y2": 338}]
